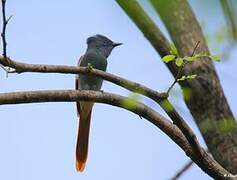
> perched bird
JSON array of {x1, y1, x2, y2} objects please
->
[{"x1": 75, "y1": 34, "x2": 122, "y2": 172}]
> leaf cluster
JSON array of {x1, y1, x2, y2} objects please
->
[{"x1": 162, "y1": 44, "x2": 221, "y2": 83}]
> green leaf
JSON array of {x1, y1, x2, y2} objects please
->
[
  {"x1": 177, "y1": 75, "x2": 186, "y2": 81},
  {"x1": 175, "y1": 58, "x2": 184, "y2": 67},
  {"x1": 209, "y1": 55, "x2": 221, "y2": 62},
  {"x1": 186, "y1": 74, "x2": 197, "y2": 79},
  {"x1": 193, "y1": 53, "x2": 207, "y2": 60},
  {"x1": 178, "y1": 74, "x2": 197, "y2": 82},
  {"x1": 170, "y1": 44, "x2": 178, "y2": 56},
  {"x1": 162, "y1": 55, "x2": 176, "y2": 63},
  {"x1": 184, "y1": 56, "x2": 194, "y2": 62}
]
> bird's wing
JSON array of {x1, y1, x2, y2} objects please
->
[
  {"x1": 75, "y1": 55, "x2": 85, "y2": 115},
  {"x1": 75, "y1": 54, "x2": 93, "y2": 172}
]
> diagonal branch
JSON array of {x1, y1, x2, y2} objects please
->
[
  {"x1": 170, "y1": 149, "x2": 210, "y2": 180},
  {"x1": 220, "y1": 0, "x2": 237, "y2": 40},
  {"x1": 0, "y1": 90, "x2": 192, "y2": 154},
  {"x1": 170, "y1": 160, "x2": 194, "y2": 180},
  {"x1": 116, "y1": 0, "x2": 237, "y2": 176},
  {"x1": 114, "y1": 1, "x2": 208, "y2": 166},
  {"x1": 0, "y1": 89, "x2": 235, "y2": 179},
  {"x1": 0, "y1": 89, "x2": 233, "y2": 179}
]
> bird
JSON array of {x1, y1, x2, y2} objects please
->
[{"x1": 75, "y1": 34, "x2": 122, "y2": 172}]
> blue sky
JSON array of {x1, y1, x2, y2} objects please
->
[{"x1": 0, "y1": 1, "x2": 236, "y2": 180}]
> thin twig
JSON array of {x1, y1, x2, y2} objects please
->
[
  {"x1": 1, "y1": 0, "x2": 13, "y2": 70},
  {"x1": 170, "y1": 149, "x2": 211, "y2": 180},
  {"x1": 190, "y1": 41, "x2": 201, "y2": 57},
  {"x1": 170, "y1": 160, "x2": 194, "y2": 180},
  {"x1": 1, "y1": 0, "x2": 7, "y2": 58},
  {"x1": 1, "y1": 0, "x2": 10, "y2": 58}
]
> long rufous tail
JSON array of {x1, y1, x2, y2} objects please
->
[{"x1": 76, "y1": 109, "x2": 92, "y2": 172}]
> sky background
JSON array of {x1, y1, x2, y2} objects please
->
[{"x1": 0, "y1": 1, "x2": 237, "y2": 180}]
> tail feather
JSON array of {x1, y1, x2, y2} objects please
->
[
  {"x1": 76, "y1": 159, "x2": 86, "y2": 172},
  {"x1": 76, "y1": 108, "x2": 92, "y2": 172}
]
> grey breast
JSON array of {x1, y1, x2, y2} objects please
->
[{"x1": 79, "y1": 50, "x2": 107, "y2": 91}]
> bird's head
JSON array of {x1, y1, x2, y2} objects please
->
[{"x1": 87, "y1": 34, "x2": 122, "y2": 58}]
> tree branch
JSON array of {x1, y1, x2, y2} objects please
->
[
  {"x1": 170, "y1": 160, "x2": 193, "y2": 180},
  {"x1": 0, "y1": 55, "x2": 167, "y2": 100},
  {"x1": 115, "y1": 2, "x2": 220, "y2": 177},
  {"x1": 0, "y1": 89, "x2": 234, "y2": 179},
  {"x1": 0, "y1": 89, "x2": 235, "y2": 179},
  {"x1": 170, "y1": 149, "x2": 210, "y2": 180},
  {"x1": 116, "y1": 0, "x2": 179, "y2": 77},
  {"x1": 1, "y1": 0, "x2": 11, "y2": 65},
  {"x1": 116, "y1": 0, "x2": 171, "y2": 57},
  {"x1": 0, "y1": 90, "x2": 191, "y2": 154},
  {"x1": 220, "y1": 0, "x2": 237, "y2": 40},
  {"x1": 1, "y1": 0, "x2": 7, "y2": 59}
]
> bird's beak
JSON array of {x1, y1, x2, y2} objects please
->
[{"x1": 112, "y1": 42, "x2": 123, "y2": 47}]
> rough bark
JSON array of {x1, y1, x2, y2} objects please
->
[{"x1": 151, "y1": 0, "x2": 237, "y2": 173}]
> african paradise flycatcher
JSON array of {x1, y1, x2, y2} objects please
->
[{"x1": 75, "y1": 34, "x2": 122, "y2": 172}]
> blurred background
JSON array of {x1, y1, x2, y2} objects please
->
[{"x1": 0, "y1": 0, "x2": 236, "y2": 179}]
